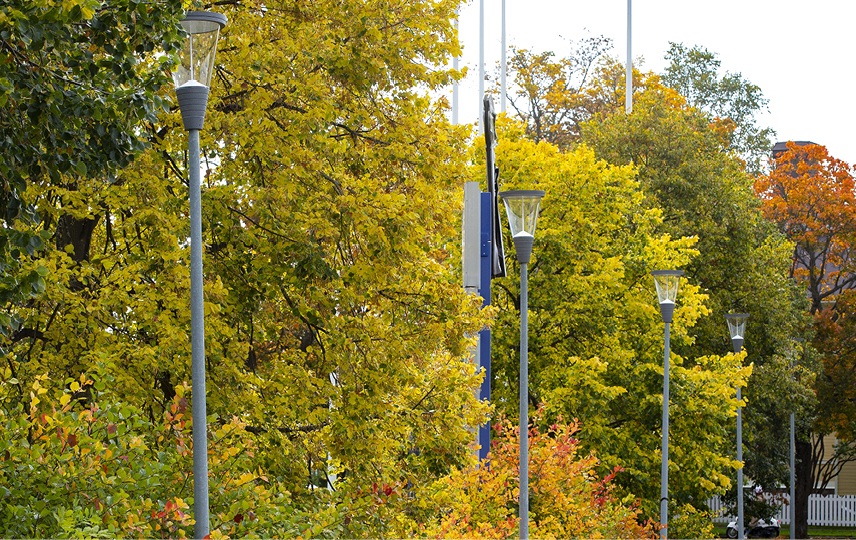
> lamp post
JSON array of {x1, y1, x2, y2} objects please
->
[
  {"x1": 789, "y1": 338, "x2": 803, "y2": 540},
  {"x1": 172, "y1": 11, "x2": 226, "y2": 539},
  {"x1": 651, "y1": 269, "x2": 684, "y2": 540},
  {"x1": 726, "y1": 313, "x2": 749, "y2": 540},
  {"x1": 499, "y1": 189, "x2": 545, "y2": 540}
]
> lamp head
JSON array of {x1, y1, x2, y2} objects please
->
[
  {"x1": 725, "y1": 313, "x2": 749, "y2": 353},
  {"x1": 651, "y1": 270, "x2": 683, "y2": 323},
  {"x1": 173, "y1": 11, "x2": 227, "y2": 131},
  {"x1": 499, "y1": 190, "x2": 545, "y2": 264},
  {"x1": 173, "y1": 11, "x2": 227, "y2": 90}
]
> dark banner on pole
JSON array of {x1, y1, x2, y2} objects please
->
[{"x1": 483, "y1": 95, "x2": 506, "y2": 278}]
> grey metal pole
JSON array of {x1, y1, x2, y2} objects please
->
[
  {"x1": 501, "y1": 0, "x2": 506, "y2": 114},
  {"x1": 790, "y1": 411, "x2": 795, "y2": 540},
  {"x1": 453, "y1": 12, "x2": 459, "y2": 125},
  {"x1": 660, "y1": 321, "x2": 670, "y2": 539},
  {"x1": 519, "y1": 261, "x2": 529, "y2": 540},
  {"x1": 189, "y1": 128, "x2": 210, "y2": 539},
  {"x1": 737, "y1": 384, "x2": 744, "y2": 540},
  {"x1": 625, "y1": 0, "x2": 632, "y2": 114},
  {"x1": 478, "y1": 0, "x2": 484, "y2": 133}
]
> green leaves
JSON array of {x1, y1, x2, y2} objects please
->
[
  {"x1": 488, "y1": 116, "x2": 762, "y2": 526},
  {"x1": 663, "y1": 42, "x2": 775, "y2": 174}
]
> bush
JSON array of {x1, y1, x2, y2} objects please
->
[
  {"x1": 418, "y1": 406, "x2": 655, "y2": 539},
  {"x1": 668, "y1": 502, "x2": 716, "y2": 540},
  {"x1": 0, "y1": 368, "x2": 300, "y2": 538}
]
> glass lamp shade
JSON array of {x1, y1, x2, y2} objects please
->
[
  {"x1": 499, "y1": 190, "x2": 545, "y2": 239},
  {"x1": 651, "y1": 270, "x2": 683, "y2": 323},
  {"x1": 725, "y1": 314, "x2": 749, "y2": 340},
  {"x1": 726, "y1": 313, "x2": 749, "y2": 352},
  {"x1": 651, "y1": 270, "x2": 683, "y2": 305},
  {"x1": 173, "y1": 12, "x2": 227, "y2": 89},
  {"x1": 499, "y1": 190, "x2": 545, "y2": 264}
]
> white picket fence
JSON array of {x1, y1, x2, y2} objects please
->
[{"x1": 708, "y1": 494, "x2": 856, "y2": 527}]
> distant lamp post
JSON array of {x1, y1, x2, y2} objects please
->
[
  {"x1": 499, "y1": 189, "x2": 545, "y2": 540},
  {"x1": 726, "y1": 313, "x2": 750, "y2": 540},
  {"x1": 172, "y1": 11, "x2": 226, "y2": 540},
  {"x1": 651, "y1": 269, "x2": 684, "y2": 540}
]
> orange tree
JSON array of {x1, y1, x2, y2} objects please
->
[{"x1": 755, "y1": 142, "x2": 856, "y2": 539}]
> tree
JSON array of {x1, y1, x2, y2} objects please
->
[
  {"x1": 755, "y1": 143, "x2": 856, "y2": 312},
  {"x1": 503, "y1": 36, "x2": 612, "y2": 149},
  {"x1": 0, "y1": 0, "x2": 184, "y2": 332},
  {"x1": 489, "y1": 118, "x2": 750, "y2": 529},
  {"x1": 662, "y1": 43, "x2": 776, "y2": 174},
  {"x1": 755, "y1": 142, "x2": 856, "y2": 539},
  {"x1": 580, "y1": 76, "x2": 808, "y2": 523},
  {"x1": 502, "y1": 38, "x2": 802, "y2": 526},
  {"x1": 2, "y1": 0, "x2": 498, "y2": 536}
]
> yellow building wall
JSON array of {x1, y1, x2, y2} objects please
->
[
  {"x1": 837, "y1": 460, "x2": 856, "y2": 495},
  {"x1": 819, "y1": 434, "x2": 856, "y2": 495}
]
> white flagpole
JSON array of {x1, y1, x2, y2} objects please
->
[
  {"x1": 501, "y1": 0, "x2": 506, "y2": 113},
  {"x1": 626, "y1": 0, "x2": 632, "y2": 114},
  {"x1": 479, "y1": 0, "x2": 484, "y2": 132},
  {"x1": 453, "y1": 11, "x2": 459, "y2": 125}
]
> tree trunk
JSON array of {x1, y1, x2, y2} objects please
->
[
  {"x1": 794, "y1": 437, "x2": 813, "y2": 539},
  {"x1": 57, "y1": 214, "x2": 99, "y2": 263}
]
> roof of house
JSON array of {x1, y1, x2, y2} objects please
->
[{"x1": 772, "y1": 140, "x2": 818, "y2": 159}]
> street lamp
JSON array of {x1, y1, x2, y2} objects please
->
[
  {"x1": 651, "y1": 269, "x2": 684, "y2": 540},
  {"x1": 499, "y1": 189, "x2": 545, "y2": 540},
  {"x1": 172, "y1": 11, "x2": 226, "y2": 540},
  {"x1": 726, "y1": 313, "x2": 750, "y2": 540}
]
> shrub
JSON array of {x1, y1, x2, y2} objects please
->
[
  {"x1": 0, "y1": 368, "x2": 300, "y2": 538},
  {"x1": 418, "y1": 406, "x2": 655, "y2": 539}
]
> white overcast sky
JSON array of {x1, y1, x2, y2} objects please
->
[{"x1": 451, "y1": 0, "x2": 856, "y2": 166}]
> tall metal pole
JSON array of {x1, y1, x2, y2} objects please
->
[
  {"x1": 519, "y1": 261, "x2": 529, "y2": 540},
  {"x1": 790, "y1": 342, "x2": 797, "y2": 540},
  {"x1": 188, "y1": 128, "x2": 210, "y2": 539},
  {"x1": 501, "y1": 0, "x2": 506, "y2": 114},
  {"x1": 453, "y1": 12, "x2": 459, "y2": 125},
  {"x1": 625, "y1": 0, "x2": 632, "y2": 114},
  {"x1": 790, "y1": 411, "x2": 796, "y2": 540},
  {"x1": 500, "y1": 190, "x2": 544, "y2": 540},
  {"x1": 478, "y1": 0, "x2": 484, "y2": 132},
  {"x1": 173, "y1": 14, "x2": 225, "y2": 538},
  {"x1": 737, "y1": 385, "x2": 744, "y2": 540},
  {"x1": 660, "y1": 320, "x2": 670, "y2": 539}
]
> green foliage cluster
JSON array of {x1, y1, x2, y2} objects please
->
[
  {"x1": 0, "y1": 0, "x2": 184, "y2": 324},
  {"x1": 662, "y1": 43, "x2": 776, "y2": 174},
  {"x1": 0, "y1": 366, "x2": 302, "y2": 538},
  {"x1": 489, "y1": 118, "x2": 751, "y2": 524}
]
